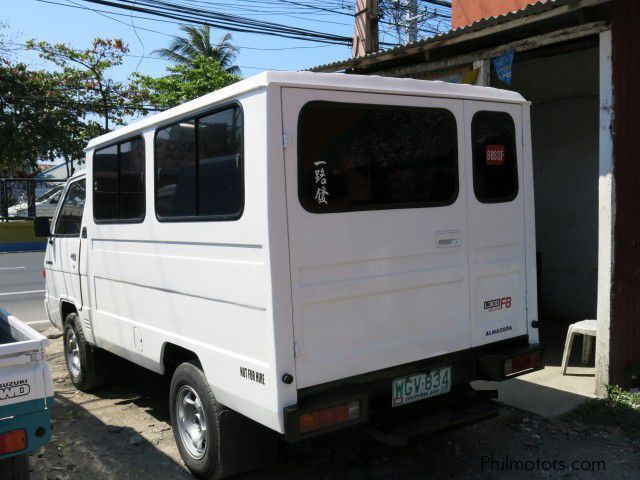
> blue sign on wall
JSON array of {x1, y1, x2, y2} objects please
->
[{"x1": 493, "y1": 49, "x2": 515, "y2": 85}]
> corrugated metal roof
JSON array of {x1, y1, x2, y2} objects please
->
[{"x1": 308, "y1": 0, "x2": 583, "y2": 72}]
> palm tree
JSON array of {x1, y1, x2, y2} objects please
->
[{"x1": 154, "y1": 25, "x2": 240, "y2": 75}]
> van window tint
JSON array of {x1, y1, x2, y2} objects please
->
[
  {"x1": 471, "y1": 111, "x2": 518, "y2": 203},
  {"x1": 93, "y1": 137, "x2": 145, "y2": 222},
  {"x1": 119, "y1": 139, "x2": 146, "y2": 219},
  {"x1": 197, "y1": 108, "x2": 243, "y2": 217},
  {"x1": 154, "y1": 104, "x2": 243, "y2": 220},
  {"x1": 298, "y1": 102, "x2": 458, "y2": 213},
  {"x1": 55, "y1": 180, "x2": 85, "y2": 236},
  {"x1": 93, "y1": 145, "x2": 118, "y2": 220},
  {"x1": 155, "y1": 121, "x2": 197, "y2": 218}
]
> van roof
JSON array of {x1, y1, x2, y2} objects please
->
[{"x1": 86, "y1": 71, "x2": 526, "y2": 151}]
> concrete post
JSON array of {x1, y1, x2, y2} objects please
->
[{"x1": 595, "y1": 29, "x2": 614, "y2": 397}]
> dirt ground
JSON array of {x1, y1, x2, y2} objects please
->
[{"x1": 30, "y1": 329, "x2": 639, "y2": 480}]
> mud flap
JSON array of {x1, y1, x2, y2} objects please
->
[{"x1": 216, "y1": 408, "x2": 281, "y2": 478}]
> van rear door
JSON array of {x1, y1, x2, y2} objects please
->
[
  {"x1": 282, "y1": 87, "x2": 471, "y2": 389},
  {"x1": 463, "y1": 102, "x2": 528, "y2": 347}
]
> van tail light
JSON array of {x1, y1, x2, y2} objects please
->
[
  {"x1": 299, "y1": 401, "x2": 360, "y2": 434},
  {"x1": 504, "y1": 351, "x2": 543, "y2": 376},
  {"x1": 43, "y1": 269, "x2": 46, "y2": 279},
  {"x1": 477, "y1": 346, "x2": 544, "y2": 381},
  {"x1": 0, "y1": 430, "x2": 27, "y2": 455}
]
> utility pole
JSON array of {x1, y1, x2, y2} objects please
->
[
  {"x1": 353, "y1": 0, "x2": 379, "y2": 57},
  {"x1": 405, "y1": 0, "x2": 418, "y2": 43}
]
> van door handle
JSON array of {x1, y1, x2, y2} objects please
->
[
  {"x1": 70, "y1": 254, "x2": 77, "y2": 261},
  {"x1": 436, "y1": 230, "x2": 461, "y2": 248},
  {"x1": 45, "y1": 260, "x2": 53, "y2": 265}
]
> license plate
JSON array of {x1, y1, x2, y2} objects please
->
[{"x1": 391, "y1": 366, "x2": 451, "y2": 407}]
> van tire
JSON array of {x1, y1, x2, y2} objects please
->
[
  {"x1": 169, "y1": 361, "x2": 222, "y2": 479},
  {"x1": 63, "y1": 313, "x2": 106, "y2": 392},
  {"x1": 169, "y1": 361, "x2": 280, "y2": 479},
  {"x1": 0, "y1": 454, "x2": 29, "y2": 480}
]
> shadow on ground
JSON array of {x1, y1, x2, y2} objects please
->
[
  {"x1": 30, "y1": 392, "x2": 190, "y2": 480},
  {"x1": 30, "y1": 337, "x2": 640, "y2": 480}
]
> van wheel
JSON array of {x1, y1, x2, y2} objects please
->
[
  {"x1": 63, "y1": 313, "x2": 106, "y2": 391},
  {"x1": 170, "y1": 361, "x2": 222, "y2": 479}
]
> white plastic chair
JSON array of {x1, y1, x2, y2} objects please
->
[{"x1": 561, "y1": 319, "x2": 597, "y2": 375}]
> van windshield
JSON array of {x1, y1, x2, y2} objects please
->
[{"x1": 36, "y1": 185, "x2": 63, "y2": 203}]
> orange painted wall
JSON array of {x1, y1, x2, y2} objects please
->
[{"x1": 451, "y1": 0, "x2": 539, "y2": 29}]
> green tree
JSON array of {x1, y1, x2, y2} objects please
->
[
  {"x1": 132, "y1": 56, "x2": 240, "y2": 109},
  {"x1": 153, "y1": 26, "x2": 240, "y2": 75},
  {"x1": 0, "y1": 35, "x2": 142, "y2": 176},
  {"x1": 26, "y1": 38, "x2": 137, "y2": 130},
  {"x1": 0, "y1": 60, "x2": 94, "y2": 176}
]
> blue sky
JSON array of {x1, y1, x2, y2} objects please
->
[
  {"x1": 3, "y1": 0, "x2": 359, "y2": 81},
  {"x1": 2, "y1": 1, "x2": 450, "y2": 166}
]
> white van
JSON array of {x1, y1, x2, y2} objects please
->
[{"x1": 35, "y1": 72, "x2": 543, "y2": 478}]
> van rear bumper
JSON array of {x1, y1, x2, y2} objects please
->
[{"x1": 284, "y1": 336, "x2": 543, "y2": 442}]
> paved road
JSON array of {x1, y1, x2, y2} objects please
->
[{"x1": 0, "y1": 250, "x2": 49, "y2": 331}]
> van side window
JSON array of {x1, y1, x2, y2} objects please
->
[
  {"x1": 93, "y1": 137, "x2": 145, "y2": 222},
  {"x1": 197, "y1": 109, "x2": 243, "y2": 217},
  {"x1": 154, "y1": 104, "x2": 243, "y2": 221},
  {"x1": 54, "y1": 180, "x2": 85, "y2": 236},
  {"x1": 298, "y1": 101, "x2": 459, "y2": 213},
  {"x1": 93, "y1": 145, "x2": 118, "y2": 220},
  {"x1": 471, "y1": 111, "x2": 518, "y2": 203},
  {"x1": 155, "y1": 121, "x2": 197, "y2": 217}
]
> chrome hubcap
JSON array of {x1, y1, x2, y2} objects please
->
[
  {"x1": 65, "y1": 329, "x2": 81, "y2": 378},
  {"x1": 176, "y1": 386, "x2": 208, "y2": 459}
]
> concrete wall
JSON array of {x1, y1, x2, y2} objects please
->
[
  {"x1": 451, "y1": 0, "x2": 538, "y2": 29},
  {"x1": 493, "y1": 46, "x2": 599, "y2": 320}
]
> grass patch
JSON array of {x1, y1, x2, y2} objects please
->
[{"x1": 562, "y1": 385, "x2": 640, "y2": 440}]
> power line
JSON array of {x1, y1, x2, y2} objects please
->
[
  {"x1": 127, "y1": 0, "x2": 145, "y2": 71},
  {"x1": 34, "y1": 0, "x2": 449, "y2": 55},
  {"x1": 275, "y1": 0, "x2": 353, "y2": 17},
  {"x1": 34, "y1": 0, "x2": 341, "y2": 51},
  {"x1": 75, "y1": 0, "x2": 353, "y2": 44}
]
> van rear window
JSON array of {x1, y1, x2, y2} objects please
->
[
  {"x1": 297, "y1": 102, "x2": 458, "y2": 213},
  {"x1": 471, "y1": 111, "x2": 518, "y2": 203}
]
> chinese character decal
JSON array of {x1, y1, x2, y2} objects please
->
[{"x1": 313, "y1": 160, "x2": 329, "y2": 205}]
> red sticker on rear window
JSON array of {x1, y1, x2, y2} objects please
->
[{"x1": 485, "y1": 144, "x2": 505, "y2": 166}]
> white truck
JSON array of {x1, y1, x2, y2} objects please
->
[
  {"x1": 0, "y1": 307, "x2": 54, "y2": 479},
  {"x1": 34, "y1": 72, "x2": 543, "y2": 478}
]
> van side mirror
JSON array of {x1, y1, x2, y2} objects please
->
[{"x1": 34, "y1": 217, "x2": 51, "y2": 238}]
